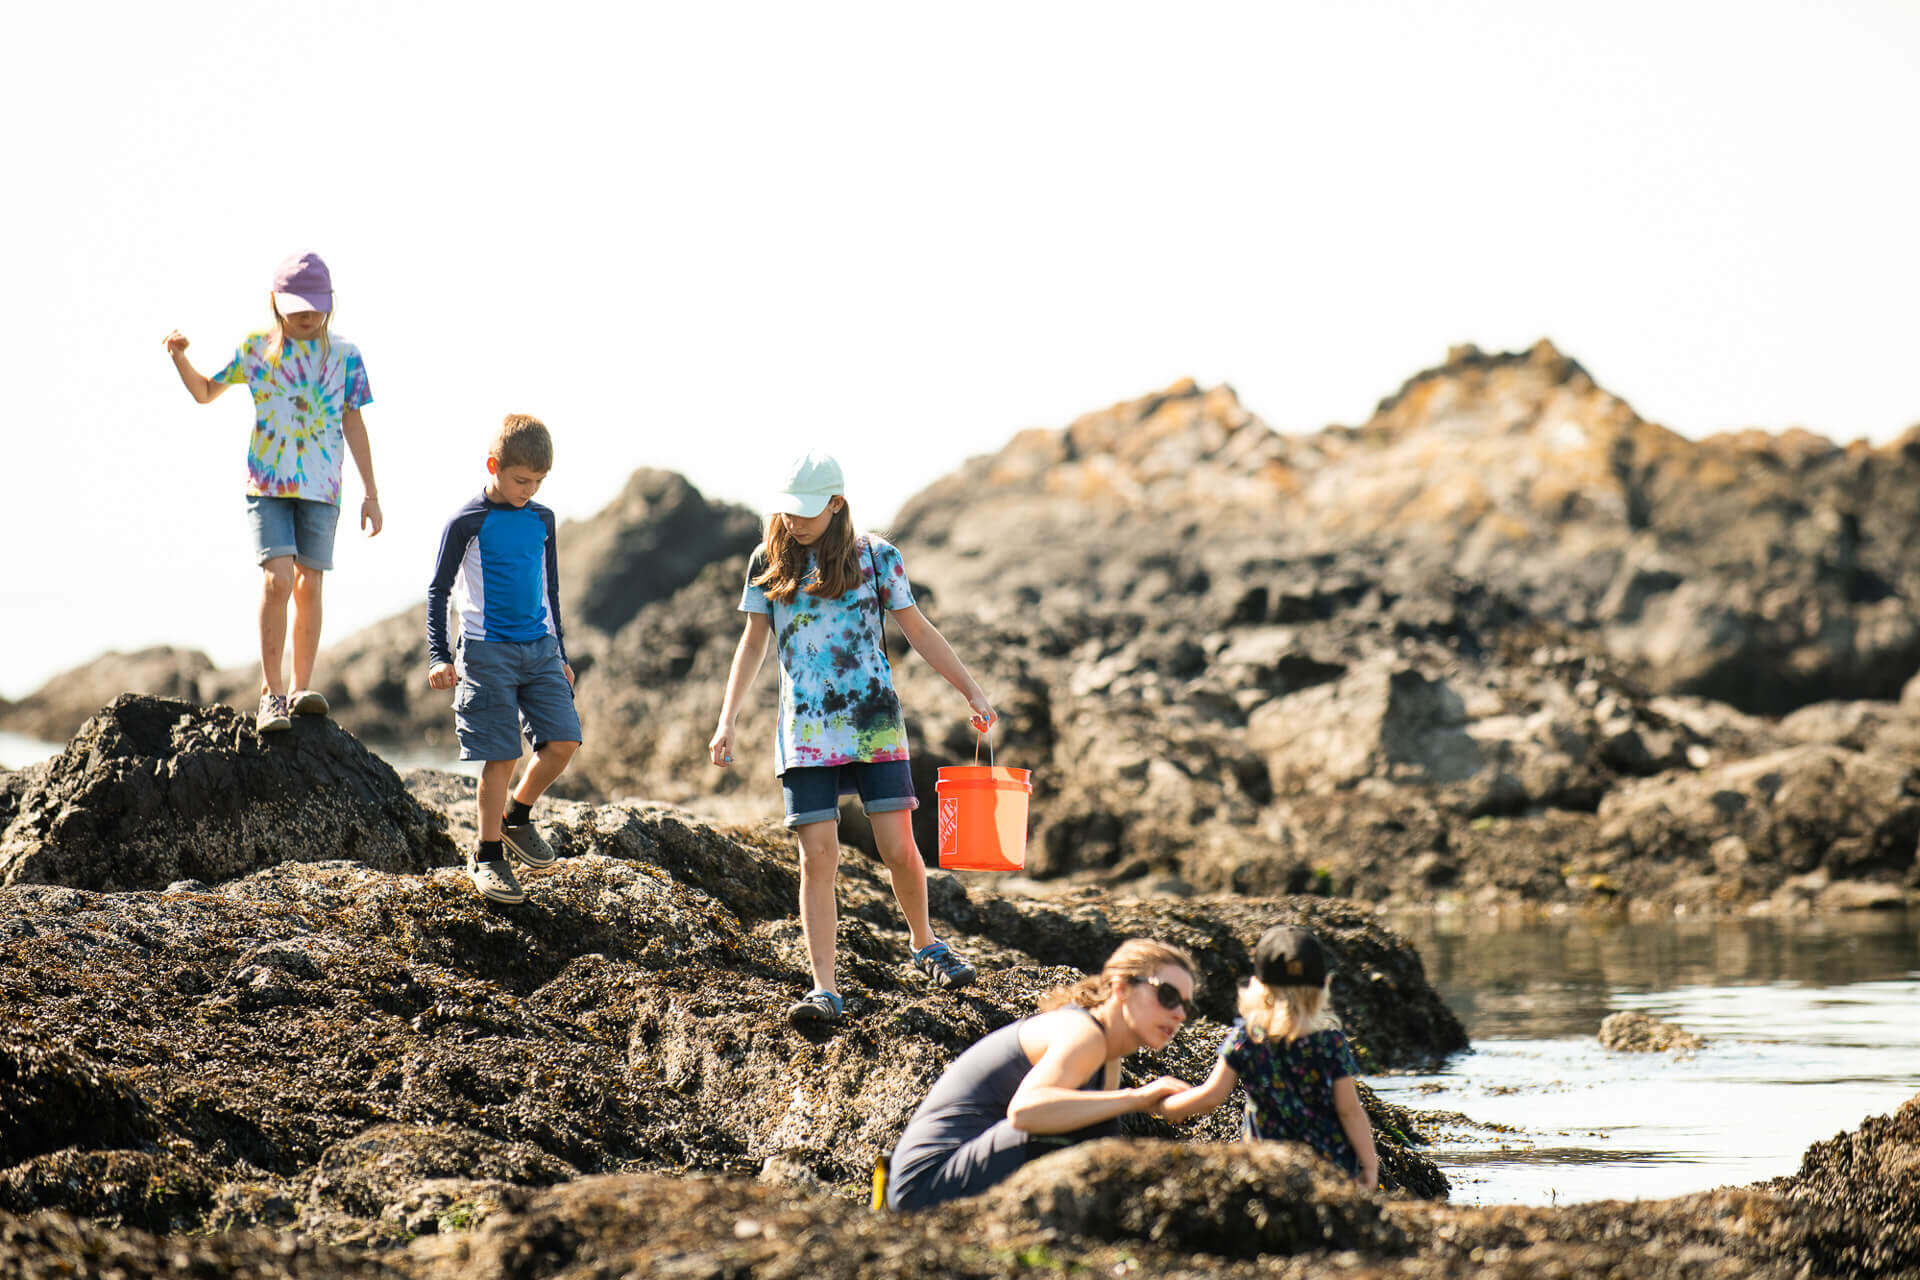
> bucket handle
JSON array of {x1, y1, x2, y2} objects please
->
[{"x1": 973, "y1": 725, "x2": 994, "y2": 767}]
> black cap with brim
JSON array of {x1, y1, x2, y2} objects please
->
[{"x1": 1254, "y1": 924, "x2": 1328, "y2": 988}]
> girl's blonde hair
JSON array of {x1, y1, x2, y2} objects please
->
[
  {"x1": 1239, "y1": 975, "x2": 1340, "y2": 1044},
  {"x1": 1039, "y1": 938, "x2": 1200, "y2": 1013},
  {"x1": 265, "y1": 297, "x2": 332, "y2": 369},
  {"x1": 751, "y1": 502, "x2": 863, "y2": 605}
]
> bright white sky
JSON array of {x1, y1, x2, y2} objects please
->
[{"x1": 3, "y1": 1, "x2": 1916, "y2": 701}]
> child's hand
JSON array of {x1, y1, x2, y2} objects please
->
[
  {"x1": 967, "y1": 693, "x2": 996, "y2": 733},
  {"x1": 561, "y1": 663, "x2": 575, "y2": 688},
  {"x1": 163, "y1": 330, "x2": 189, "y2": 356},
  {"x1": 428, "y1": 663, "x2": 457, "y2": 691},
  {"x1": 1131, "y1": 1075, "x2": 1190, "y2": 1116},
  {"x1": 1359, "y1": 1161, "x2": 1379, "y2": 1192},
  {"x1": 361, "y1": 497, "x2": 383, "y2": 536},
  {"x1": 708, "y1": 724, "x2": 735, "y2": 768}
]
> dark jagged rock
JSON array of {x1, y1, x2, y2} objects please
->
[
  {"x1": 0, "y1": 695, "x2": 457, "y2": 890},
  {"x1": 1597, "y1": 1010, "x2": 1706, "y2": 1053},
  {"x1": 983, "y1": 1139, "x2": 1409, "y2": 1259},
  {"x1": 557, "y1": 468, "x2": 763, "y2": 637}
]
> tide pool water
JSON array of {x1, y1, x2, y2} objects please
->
[{"x1": 1374, "y1": 913, "x2": 1920, "y2": 1205}]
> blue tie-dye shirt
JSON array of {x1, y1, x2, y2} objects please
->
[
  {"x1": 740, "y1": 533, "x2": 915, "y2": 774},
  {"x1": 213, "y1": 331, "x2": 373, "y2": 504}
]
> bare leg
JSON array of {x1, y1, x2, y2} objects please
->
[
  {"x1": 290, "y1": 566, "x2": 324, "y2": 691},
  {"x1": 869, "y1": 809, "x2": 935, "y2": 952},
  {"x1": 513, "y1": 741, "x2": 579, "y2": 807},
  {"x1": 478, "y1": 759, "x2": 516, "y2": 843},
  {"x1": 257, "y1": 557, "x2": 295, "y2": 696},
  {"x1": 794, "y1": 819, "x2": 841, "y2": 994}
]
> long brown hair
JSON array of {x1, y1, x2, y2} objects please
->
[
  {"x1": 1039, "y1": 938, "x2": 1199, "y2": 1012},
  {"x1": 750, "y1": 502, "x2": 863, "y2": 605}
]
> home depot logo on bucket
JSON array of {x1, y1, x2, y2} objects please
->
[{"x1": 935, "y1": 763, "x2": 1032, "y2": 872}]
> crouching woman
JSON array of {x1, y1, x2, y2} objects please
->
[{"x1": 886, "y1": 938, "x2": 1199, "y2": 1210}]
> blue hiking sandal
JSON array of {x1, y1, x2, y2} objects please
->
[
  {"x1": 788, "y1": 988, "x2": 844, "y2": 1028},
  {"x1": 912, "y1": 940, "x2": 976, "y2": 991}
]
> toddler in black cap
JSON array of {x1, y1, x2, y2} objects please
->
[{"x1": 1162, "y1": 924, "x2": 1379, "y2": 1188}]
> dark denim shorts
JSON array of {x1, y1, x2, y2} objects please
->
[
  {"x1": 780, "y1": 758, "x2": 918, "y2": 828},
  {"x1": 453, "y1": 635, "x2": 582, "y2": 761}
]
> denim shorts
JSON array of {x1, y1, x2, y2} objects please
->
[
  {"x1": 246, "y1": 495, "x2": 341, "y2": 570},
  {"x1": 453, "y1": 635, "x2": 583, "y2": 761},
  {"x1": 780, "y1": 758, "x2": 918, "y2": 828}
]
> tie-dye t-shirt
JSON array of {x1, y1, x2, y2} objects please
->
[
  {"x1": 212, "y1": 331, "x2": 373, "y2": 504},
  {"x1": 740, "y1": 533, "x2": 915, "y2": 774},
  {"x1": 1220, "y1": 1020, "x2": 1362, "y2": 1175}
]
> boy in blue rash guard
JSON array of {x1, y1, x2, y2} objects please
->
[{"x1": 426, "y1": 414, "x2": 581, "y2": 904}]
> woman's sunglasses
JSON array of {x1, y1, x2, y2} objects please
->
[{"x1": 1130, "y1": 976, "x2": 1197, "y2": 1018}]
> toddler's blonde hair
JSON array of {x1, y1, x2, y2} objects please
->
[{"x1": 1239, "y1": 975, "x2": 1340, "y2": 1044}]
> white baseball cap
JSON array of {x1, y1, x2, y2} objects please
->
[{"x1": 771, "y1": 449, "x2": 845, "y2": 518}]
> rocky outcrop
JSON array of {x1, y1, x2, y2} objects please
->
[
  {"x1": 3, "y1": 1098, "x2": 1915, "y2": 1278},
  {"x1": 1597, "y1": 1010, "x2": 1706, "y2": 1053},
  {"x1": 14, "y1": 348, "x2": 1920, "y2": 915},
  {"x1": 0, "y1": 697, "x2": 1462, "y2": 1250},
  {"x1": 0, "y1": 694, "x2": 457, "y2": 890}
]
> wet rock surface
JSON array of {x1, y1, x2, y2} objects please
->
[
  {"x1": 0, "y1": 702, "x2": 1454, "y2": 1250},
  {"x1": 1597, "y1": 1010, "x2": 1706, "y2": 1053},
  {"x1": 0, "y1": 699, "x2": 1915, "y2": 1276}
]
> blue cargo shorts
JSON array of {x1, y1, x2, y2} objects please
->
[{"x1": 453, "y1": 635, "x2": 582, "y2": 761}]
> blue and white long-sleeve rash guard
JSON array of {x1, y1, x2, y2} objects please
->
[{"x1": 427, "y1": 493, "x2": 567, "y2": 669}]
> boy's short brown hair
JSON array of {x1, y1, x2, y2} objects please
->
[{"x1": 491, "y1": 414, "x2": 553, "y2": 473}]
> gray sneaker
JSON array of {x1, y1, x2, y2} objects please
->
[
  {"x1": 912, "y1": 940, "x2": 976, "y2": 990},
  {"x1": 290, "y1": 689, "x2": 330, "y2": 716},
  {"x1": 500, "y1": 819, "x2": 556, "y2": 868},
  {"x1": 466, "y1": 850, "x2": 525, "y2": 904},
  {"x1": 256, "y1": 693, "x2": 292, "y2": 733}
]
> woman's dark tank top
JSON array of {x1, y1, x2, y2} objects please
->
[{"x1": 890, "y1": 1007, "x2": 1118, "y2": 1191}]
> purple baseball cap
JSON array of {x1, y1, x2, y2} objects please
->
[{"x1": 271, "y1": 250, "x2": 333, "y2": 315}]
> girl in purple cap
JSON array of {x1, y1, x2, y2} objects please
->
[
  {"x1": 163, "y1": 251, "x2": 381, "y2": 733},
  {"x1": 1161, "y1": 924, "x2": 1379, "y2": 1188}
]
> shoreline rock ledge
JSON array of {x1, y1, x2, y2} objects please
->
[{"x1": 0, "y1": 696, "x2": 1913, "y2": 1275}]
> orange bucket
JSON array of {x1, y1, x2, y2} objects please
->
[{"x1": 936, "y1": 733, "x2": 1032, "y2": 872}]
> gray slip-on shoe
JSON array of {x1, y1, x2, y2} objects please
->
[
  {"x1": 500, "y1": 820, "x2": 556, "y2": 868},
  {"x1": 466, "y1": 850, "x2": 525, "y2": 904}
]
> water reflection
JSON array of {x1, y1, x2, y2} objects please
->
[
  {"x1": 1371, "y1": 912, "x2": 1920, "y2": 1206},
  {"x1": 1391, "y1": 912, "x2": 1920, "y2": 1040}
]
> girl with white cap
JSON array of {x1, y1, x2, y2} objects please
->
[
  {"x1": 162, "y1": 250, "x2": 381, "y2": 733},
  {"x1": 710, "y1": 449, "x2": 994, "y2": 1027}
]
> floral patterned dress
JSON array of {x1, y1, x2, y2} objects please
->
[{"x1": 1219, "y1": 1019, "x2": 1362, "y2": 1176}]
